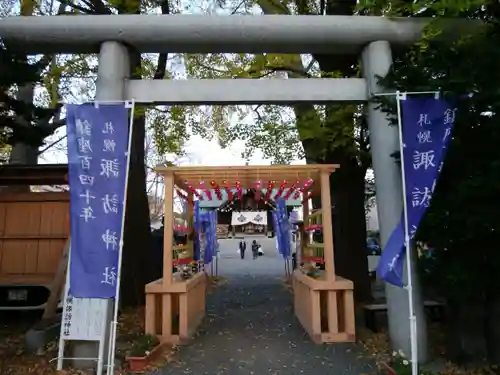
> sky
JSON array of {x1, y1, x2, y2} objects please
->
[{"x1": 39, "y1": 128, "x2": 304, "y2": 166}]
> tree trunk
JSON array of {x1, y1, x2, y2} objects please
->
[
  {"x1": 9, "y1": 83, "x2": 38, "y2": 167},
  {"x1": 328, "y1": 156, "x2": 371, "y2": 302},
  {"x1": 119, "y1": 48, "x2": 154, "y2": 307},
  {"x1": 9, "y1": 0, "x2": 38, "y2": 168},
  {"x1": 305, "y1": 144, "x2": 371, "y2": 302}
]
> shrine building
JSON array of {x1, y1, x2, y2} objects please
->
[{"x1": 198, "y1": 188, "x2": 301, "y2": 236}]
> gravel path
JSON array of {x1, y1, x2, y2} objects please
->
[{"x1": 150, "y1": 237, "x2": 376, "y2": 375}]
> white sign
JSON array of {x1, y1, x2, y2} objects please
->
[
  {"x1": 61, "y1": 295, "x2": 108, "y2": 341},
  {"x1": 231, "y1": 211, "x2": 268, "y2": 226},
  {"x1": 57, "y1": 250, "x2": 111, "y2": 375}
]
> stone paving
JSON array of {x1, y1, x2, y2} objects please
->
[{"x1": 151, "y1": 236, "x2": 376, "y2": 375}]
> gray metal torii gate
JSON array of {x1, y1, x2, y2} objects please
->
[{"x1": 0, "y1": 14, "x2": 433, "y2": 362}]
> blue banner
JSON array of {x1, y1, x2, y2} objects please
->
[
  {"x1": 377, "y1": 95, "x2": 457, "y2": 287},
  {"x1": 276, "y1": 198, "x2": 291, "y2": 258},
  {"x1": 193, "y1": 201, "x2": 201, "y2": 261},
  {"x1": 272, "y1": 211, "x2": 282, "y2": 255},
  {"x1": 203, "y1": 211, "x2": 217, "y2": 264},
  {"x1": 66, "y1": 103, "x2": 131, "y2": 298}
]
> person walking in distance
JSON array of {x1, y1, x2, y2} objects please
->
[
  {"x1": 251, "y1": 240, "x2": 259, "y2": 260},
  {"x1": 239, "y1": 239, "x2": 246, "y2": 259}
]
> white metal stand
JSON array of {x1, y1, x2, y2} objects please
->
[
  {"x1": 396, "y1": 91, "x2": 418, "y2": 375},
  {"x1": 106, "y1": 100, "x2": 136, "y2": 375}
]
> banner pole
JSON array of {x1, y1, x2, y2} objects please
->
[
  {"x1": 395, "y1": 91, "x2": 418, "y2": 375},
  {"x1": 107, "y1": 100, "x2": 136, "y2": 375}
]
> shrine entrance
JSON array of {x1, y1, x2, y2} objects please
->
[
  {"x1": 145, "y1": 164, "x2": 355, "y2": 345},
  {"x1": 220, "y1": 188, "x2": 272, "y2": 236}
]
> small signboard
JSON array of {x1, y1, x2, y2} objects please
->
[
  {"x1": 61, "y1": 295, "x2": 108, "y2": 341},
  {"x1": 56, "y1": 257, "x2": 111, "y2": 375}
]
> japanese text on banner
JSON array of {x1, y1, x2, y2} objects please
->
[
  {"x1": 402, "y1": 98, "x2": 457, "y2": 239},
  {"x1": 66, "y1": 103, "x2": 131, "y2": 298},
  {"x1": 376, "y1": 95, "x2": 457, "y2": 287}
]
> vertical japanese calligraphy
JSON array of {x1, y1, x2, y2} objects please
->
[
  {"x1": 377, "y1": 95, "x2": 457, "y2": 287},
  {"x1": 66, "y1": 103, "x2": 131, "y2": 298}
]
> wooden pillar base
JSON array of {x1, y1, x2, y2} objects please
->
[
  {"x1": 145, "y1": 273, "x2": 207, "y2": 344},
  {"x1": 293, "y1": 270, "x2": 355, "y2": 343}
]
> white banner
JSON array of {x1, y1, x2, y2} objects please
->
[{"x1": 231, "y1": 211, "x2": 267, "y2": 226}]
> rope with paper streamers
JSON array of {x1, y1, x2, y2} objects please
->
[
  {"x1": 273, "y1": 180, "x2": 287, "y2": 200},
  {"x1": 210, "y1": 180, "x2": 223, "y2": 200},
  {"x1": 264, "y1": 181, "x2": 274, "y2": 201},
  {"x1": 254, "y1": 180, "x2": 262, "y2": 200},
  {"x1": 222, "y1": 180, "x2": 233, "y2": 201},
  {"x1": 236, "y1": 180, "x2": 243, "y2": 200},
  {"x1": 200, "y1": 181, "x2": 213, "y2": 200},
  {"x1": 283, "y1": 180, "x2": 299, "y2": 200},
  {"x1": 185, "y1": 180, "x2": 203, "y2": 200},
  {"x1": 293, "y1": 178, "x2": 314, "y2": 200},
  {"x1": 175, "y1": 188, "x2": 193, "y2": 204}
]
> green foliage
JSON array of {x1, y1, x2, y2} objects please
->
[
  {"x1": 127, "y1": 333, "x2": 160, "y2": 357},
  {"x1": 364, "y1": 0, "x2": 500, "y2": 304}
]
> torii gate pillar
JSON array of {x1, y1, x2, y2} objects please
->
[{"x1": 362, "y1": 40, "x2": 427, "y2": 362}]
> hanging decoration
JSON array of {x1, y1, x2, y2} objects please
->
[
  {"x1": 210, "y1": 180, "x2": 223, "y2": 200},
  {"x1": 283, "y1": 180, "x2": 299, "y2": 200},
  {"x1": 175, "y1": 188, "x2": 193, "y2": 204},
  {"x1": 273, "y1": 180, "x2": 287, "y2": 200},
  {"x1": 304, "y1": 223, "x2": 322, "y2": 232},
  {"x1": 185, "y1": 180, "x2": 203, "y2": 200},
  {"x1": 200, "y1": 181, "x2": 213, "y2": 201},
  {"x1": 293, "y1": 178, "x2": 314, "y2": 200},
  {"x1": 301, "y1": 190, "x2": 315, "y2": 203},
  {"x1": 235, "y1": 180, "x2": 243, "y2": 200},
  {"x1": 254, "y1": 180, "x2": 262, "y2": 201},
  {"x1": 173, "y1": 224, "x2": 190, "y2": 233},
  {"x1": 222, "y1": 180, "x2": 233, "y2": 201},
  {"x1": 264, "y1": 181, "x2": 274, "y2": 202}
]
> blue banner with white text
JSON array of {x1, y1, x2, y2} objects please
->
[
  {"x1": 377, "y1": 95, "x2": 457, "y2": 287},
  {"x1": 67, "y1": 103, "x2": 131, "y2": 298}
]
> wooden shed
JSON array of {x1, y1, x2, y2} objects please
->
[{"x1": 0, "y1": 164, "x2": 69, "y2": 310}]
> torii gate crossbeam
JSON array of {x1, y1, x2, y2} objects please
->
[{"x1": 0, "y1": 15, "x2": 431, "y2": 54}]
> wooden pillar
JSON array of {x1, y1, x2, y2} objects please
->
[
  {"x1": 187, "y1": 192, "x2": 194, "y2": 218},
  {"x1": 320, "y1": 171, "x2": 335, "y2": 281},
  {"x1": 163, "y1": 172, "x2": 174, "y2": 285}
]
